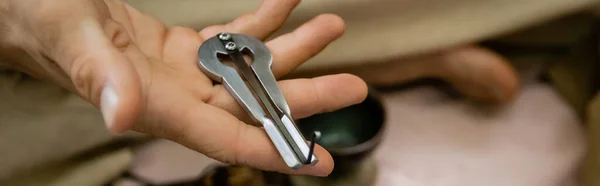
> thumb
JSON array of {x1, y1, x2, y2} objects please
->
[{"x1": 54, "y1": 20, "x2": 143, "y2": 133}]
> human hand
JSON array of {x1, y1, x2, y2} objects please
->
[
  {"x1": 293, "y1": 45, "x2": 519, "y2": 105},
  {"x1": 0, "y1": 0, "x2": 367, "y2": 176}
]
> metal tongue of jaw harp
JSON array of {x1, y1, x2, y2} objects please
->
[{"x1": 197, "y1": 32, "x2": 321, "y2": 169}]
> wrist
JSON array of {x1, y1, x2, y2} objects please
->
[
  {"x1": 0, "y1": 4, "x2": 41, "y2": 76},
  {"x1": 0, "y1": 1, "x2": 75, "y2": 92},
  {"x1": 0, "y1": 35, "x2": 74, "y2": 92}
]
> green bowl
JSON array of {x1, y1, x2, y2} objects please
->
[{"x1": 297, "y1": 89, "x2": 386, "y2": 173}]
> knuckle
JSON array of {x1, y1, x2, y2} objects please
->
[
  {"x1": 69, "y1": 54, "x2": 101, "y2": 103},
  {"x1": 231, "y1": 121, "x2": 247, "y2": 165},
  {"x1": 308, "y1": 79, "x2": 329, "y2": 114},
  {"x1": 103, "y1": 19, "x2": 132, "y2": 50}
]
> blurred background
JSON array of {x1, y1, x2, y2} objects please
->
[{"x1": 2, "y1": 0, "x2": 600, "y2": 186}]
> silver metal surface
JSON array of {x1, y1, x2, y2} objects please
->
[{"x1": 198, "y1": 32, "x2": 318, "y2": 169}]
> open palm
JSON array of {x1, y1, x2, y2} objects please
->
[{"x1": 1, "y1": 0, "x2": 367, "y2": 176}]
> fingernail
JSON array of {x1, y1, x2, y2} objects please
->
[{"x1": 101, "y1": 85, "x2": 119, "y2": 130}]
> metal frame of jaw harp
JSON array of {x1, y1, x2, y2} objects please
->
[{"x1": 197, "y1": 32, "x2": 321, "y2": 169}]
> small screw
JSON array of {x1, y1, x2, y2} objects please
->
[
  {"x1": 218, "y1": 33, "x2": 231, "y2": 40},
  {"x1": 225, "y1": 42, "x2": 237, "y2": 51}
]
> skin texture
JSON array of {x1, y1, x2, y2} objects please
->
[{"x1": 0, "y1": 0, "x2": 368, "y2": 177}]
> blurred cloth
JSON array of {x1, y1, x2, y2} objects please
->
[
  {"x1": 126, "y1": 0, "x2": 598, "y2": 71},
  {"x1": 1, "y1": 0, "x2": 600, "y2": 185}
]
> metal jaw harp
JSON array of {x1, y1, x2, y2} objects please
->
[{"x1": 197, "y1": 32, "x2": 320, "y2": 169}]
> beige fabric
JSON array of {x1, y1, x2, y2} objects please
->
[
  {"x1": 126, "y1": 0, "x2": 600, "y2": 71},
  {"x1": 0, "y1": 71, "x2": 148, "y2": 185},
  {"x1": 2, "y1": 0, "x2": 600, "y2": 185},
  {"x1": 4, "y1": 148, "x2": 133, "y2": 186}
]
